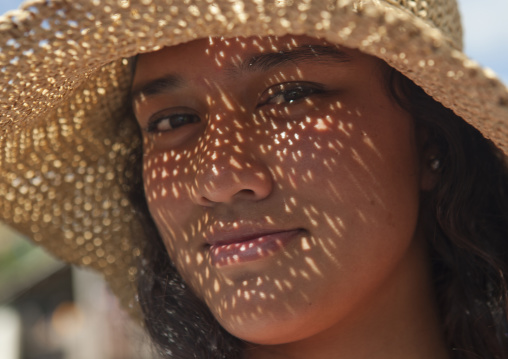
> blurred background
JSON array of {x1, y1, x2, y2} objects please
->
[
  {"x1": 0, "y1": 223, "x2": 153, "y2": 359},
  {"x1": 1, "y1": 0, "x2": 507, "y2": 358}
]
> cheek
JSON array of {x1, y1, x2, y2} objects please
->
[
  {"x1": 142, "y1": 150, "x2": 196, "y2": 258},
  {"x1": 281, "y1": 107, "x2": 421, "y2": 260},
  {"x1": 144, "y1": 177, "x2": 206, "y2": 293},
  {"x1": 274, "y1": 109, "x2": 420, "y2": 201}
]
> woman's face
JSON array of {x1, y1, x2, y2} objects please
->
[{"x1": 132, "y1": 36, "x2": 431, "y2": 345}]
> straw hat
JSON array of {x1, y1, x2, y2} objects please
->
[{"x1": 1, "y1": 0, "x2": 507, "y2": 319}]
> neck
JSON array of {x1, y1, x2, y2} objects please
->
[{"x1": 244, "y1": 237, "x2": 449, "y2": 359}]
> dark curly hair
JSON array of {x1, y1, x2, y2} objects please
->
[{"x1": 123, "y1": 67, "x2": 508, "y2": 359}]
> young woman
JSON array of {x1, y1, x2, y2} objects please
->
[
  {"x1": 0, "y1": 0, "x2": 507, "y2": 358},
  {"x1": 128, "y1": 35, "x2": 508, "y2": 358}
]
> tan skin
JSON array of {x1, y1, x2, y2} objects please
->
[{"x1": 132, "y1": 35, "x2": 449, "y2": 359}]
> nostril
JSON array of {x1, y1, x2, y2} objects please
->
[
  {"x1": 198, "y1": 188, "x2": 265, "y2": 206},
  {"x1": 198, "y1": 196, "x2": 215, "y2": 206},
  {"x1": 235, "y1": 189, "x2": 257, "y2": 200}
]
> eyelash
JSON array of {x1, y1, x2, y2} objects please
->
[
  {"x1": 146, "y1": 112, "x2": 200, "y2": 133},
  {"x1": 144, "y1": 81, "x2": 325, "y2": 133},
  {"x1": 258, "y1": 82, "x2": 325, "y2": 107}
]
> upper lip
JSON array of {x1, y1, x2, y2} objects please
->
[{"x1": 203, "y1": 224, "x2": 302, "y2": 247}]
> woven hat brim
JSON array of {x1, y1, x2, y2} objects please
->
[{"x1": 1, "y1": 0, "x2": 507, "y2": 319}]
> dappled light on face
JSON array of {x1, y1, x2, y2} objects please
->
[{"x1": 132, "y1": 35, "x2": 422, "y2": 344}]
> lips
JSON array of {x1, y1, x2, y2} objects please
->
[{"x1": 206, "y1": 229, "x2": 302, "y2": 267}]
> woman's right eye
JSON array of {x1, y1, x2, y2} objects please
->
[{"x1": 146, "y1": 113, "x2": 200, "y2": 133}]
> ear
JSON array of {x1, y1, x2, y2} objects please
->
[{"x1": 419, "y1": 142, "x2": 441, "y2": 191}]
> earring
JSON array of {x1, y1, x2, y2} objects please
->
[{"x1": 428, "y1": 155, "x2": 441, "y2": 172}]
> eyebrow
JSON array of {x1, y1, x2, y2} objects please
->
[
  {"x1": 131, "y1": 45, "x2": 351, "y2": 103},
  {"x1": 238, "y1": 44, "x2": 351, "y2": 72},
  {"x1": 131, "y1": 74, "x2": 183, "y2": 103}
]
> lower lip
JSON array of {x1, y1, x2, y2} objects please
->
[{"x1": 209, "y1": 230, "x2": 301, "y2": 267}]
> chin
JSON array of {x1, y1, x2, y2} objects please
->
[{"x1": 213, "y1": 300, "x2": 327, "y2": 345}]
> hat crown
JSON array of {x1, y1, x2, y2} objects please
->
[{"x1": 383, "y1": 0, "x2": 463, "y2": 49}]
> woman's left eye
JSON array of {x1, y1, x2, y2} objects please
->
[{"x1": 258, "y1": 82, "x2": 325, "y2": 107}]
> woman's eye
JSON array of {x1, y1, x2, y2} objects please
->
[
  {"x1": 146, "y1": 113, "x2": 200, "y2": 133},
  {"x1": 259, "y1": 82, "x2": 324, "y2": 107}
]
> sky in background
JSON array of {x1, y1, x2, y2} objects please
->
[{"x1": 0, "y1": 0, "x2": 507, "y2": 83}]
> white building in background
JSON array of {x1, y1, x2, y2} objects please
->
[{"x1": 0, "y1": 307, "x2": 21, "y2": 359}]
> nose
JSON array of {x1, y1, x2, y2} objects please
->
[{"x1": 191, "y1": 128, "x2": 273, "y2": 206}]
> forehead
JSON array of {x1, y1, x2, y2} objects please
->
[
  {"x1": 133, "y1": 35, "x2": 361, "y2": 78},
  {"x1": 141, "y1": 35, "x2": 324, "y2": 60}
]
